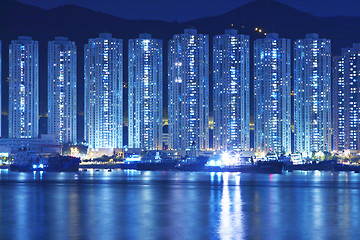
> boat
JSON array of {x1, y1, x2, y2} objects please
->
[
  {"x1": 285, "y1": 160, "x2": 360, "y2": 172},
  {"x1": 137, "y1": 161, "x2": 178, "y2": 171},
  {"x1": 137, "y1": 151, "x2": 178, "y2": 171},
  {"x1": 173, "y1": 141, "x2": 210, "y2": 171},
  {"x1": 120, "y1": 154, "x2": 142, "y2": 169},
  {"x1": 251, "y1": 160, "x2": 284, "y2": 173},
  {"x1": 175, "y1": 156, "x2": 209, "y2": 171},
  {"x1": 10, "y1": 152, "x2": 81, "y2": 172},
  {"x1": 202, "y1": 150, "x2": 284, "y2": 174},
  {"x1": 203, "y1": 160, "x2": 284, "y2": 174}
]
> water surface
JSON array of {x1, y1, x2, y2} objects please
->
[{"x1": 0, "y1": 169, "x2": 359, "y2": 240}]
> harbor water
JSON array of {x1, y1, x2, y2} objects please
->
[{"x1": 0, "y1": 169, "x2": 359, "y2": 240}]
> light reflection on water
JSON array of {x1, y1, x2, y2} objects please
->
[
  {"x1": 219, "y1": 173, "x2": 244, "y2": 240},
  {"x1": 0, "y1": 170, "x2": 359, "y2": 239}
]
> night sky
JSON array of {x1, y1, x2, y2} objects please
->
[{"x1": 16, "y1": 0, "x2": 360, "y2": 21}]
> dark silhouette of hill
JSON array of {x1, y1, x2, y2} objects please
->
[{"x1": 0, "y1": 0, "x2": 359, "y2": 140}]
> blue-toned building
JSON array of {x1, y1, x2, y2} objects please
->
[
  {"x1": 0, "y1": 40, "x2": 1, "y2": 137},
  {"x1": 333, "y1": 44, "x2": 360, "y2": 151},
  {"x1": 128, "y1": 34, "x2": 163, "y2": 150},
  {"x1": 213, "y1": 29, "x2": 250, "y2": 151},
  {"x1": 84, "y1": 33, "x2": 123, "y2": 149},
  {"x1": 168, "y1": 29, "x2": 209, "y2": 152},
  {"x1": 48, "y1": 37, "x2": 77, "y2": 144},
  {"x1": 9, "y1": 36, "x2": 39, "y2": 138},
  {"x1": 294, "y1": 34, "x2": 331, "y2": 157},
  {"x1": 254, "y1": 33, "x2": 291, "y2": 154}
]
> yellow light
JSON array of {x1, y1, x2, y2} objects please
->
[
  {"x1": 315, "y1": 151, "x2": 324, "y2": 158},
  {"x1": 259, "y1": 29, "x2": 262, "y2": 33},
  {"x1": 255, "y1": 28, "x2": 258, "y2": 31},
  {"x1": 71, "y1": 147, "x2": 80, "y2": 157}
]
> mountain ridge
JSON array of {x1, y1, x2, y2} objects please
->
[{"x1": 0, "y1": 0, "x2": 359, "y2": 139}]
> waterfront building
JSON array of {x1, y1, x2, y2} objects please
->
[
  {"x1": 0, "y1": 134, "x2": 60, "y2": 154},
  {"x1": 168, "y1": 29, "x2": 209, "y2": 152},
  {"x1": 48, "y1": 37, "x2": 77, "y2": 144},
  {"x1": 0, "y1": 41, "x2": 1, "y2": 137},
  {"x1": 213, "y1": 29, "x2": 250, "y2": 151},
  {"x1": 9, "y1": 36, "x2": 39, "y2": 138},
  {"x1": 333, "y1": 44, "x2": 360, "y2": 151},
  {"x1": 254, "y1": 33, "x2": 291, "y2": 154},
  {"x1": 128, "y1": 34, "x2": 163, "y2": 150},
  {"x1": 84, "y1": 33, "x2": 123, "y2": 149},
  {"x1": 294, "y1": 34, "x2": 331, "y2": 157}
]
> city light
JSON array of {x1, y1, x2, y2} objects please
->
[
  {"x1": 213, "y1": 30, "x2": 250, "y2": 152},
  {"x1": 254, "y1": 33, "x2": 291, "y2": 154},
  {"x1": 1, "y1": 30, "x2": 358, "y2": 160},
  {"x1": 48, "y1": 37, "x2": 77, "y2": 144},
  {"x1": 168, "y1": 29, "x2": 209, "y2": 151},
  {"x1": 128, "y1": 34, "x2": 163, "y2": 150},
  {"x1": 85, "y1": 33, "x2": 123, "y2": 149},
  {"x1": 2, "y1": 1, "x2": 360, "y2": 239}
]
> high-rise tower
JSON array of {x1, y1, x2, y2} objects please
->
[
  {"x1": 0, "y1": 40, "x2": 1, "y2": 137},
  {"x1": 84, "y1": 33, "x2": 123, "y2": 149},
  {"x1": 9, "y1": 36, "x2": 39, "y2": 138},
  {"x1": 128, "y1": 34, "x2": 163, "y2": 150},
  {"x1": 294, "y1": 34, "x2": 331, "y2": 157},
  {"x1": 213, "y1": 29, "x2": 250, "y2": 151},
  {"x1": 168, "y1": 29, "x2": 209, "y2": 152},
  {"x1": 48, "y1": 37, "x2": 77, "y2": 144},
  {"x1": 254, "y1": 33, "x2": 291, "y2": 154},
  {"x1": 333, "y1": 44, "x2": 360, "y2": 151}
]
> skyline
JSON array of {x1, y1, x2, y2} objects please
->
[
  {"x1": 1, "y1": 0, "x2": 360, "y2": 153},
  {"x1": 1, "y1": 2, "x2": 360, "y2": 240},
  {"x1": 15, "y1": 0, "x2": 360, "y2": 22},
  {"x1": 2, "y1": 0, "x2": 360, "y2": 129},
  {"x1": 1, "y1": 30, "x2": 359, "y2": 155}
]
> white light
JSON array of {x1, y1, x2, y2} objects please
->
[
  {"x1": 221, "y1": 151, "x2": 231, "y2": 162},
  {"x1": 207, "y1": 159, "x2": 222, "y2": 167},
  {"x1": 125, "y1": 155, "x2": 142, "y2": 162},
  {"x1": 220, "y1": 151, "x2": 239, "y2": 166}
]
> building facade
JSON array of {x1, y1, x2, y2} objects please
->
[
  {"x1": 294, "y1": 34, "x2": 331, "y2": 157},
  {"x1": 0, "y1": 134, "x2": 60, "y2": 154},
  {"x1": 213, "y1": 29, "x2": 250, "y2": 151},
  {"x1": 48, "y1": 37, "x2": 77, "y2": 144},
  {"x1": 0, "y1": 40, "x2": 1, "y2": 137},
  {"x1": 128, "y1": 34, "x2": 163, "y2": 150},
  {"x1": 84, "y1": 33, "x2": 123, "y2": 149},
  {"x1": 254, "y1": 33, "x2": 291, "y2": 154},
  {"x1": 168, "y1": 29, "x2": 209, "y2": 152},
  {"x1": 333, "y1": 44, "x2": 360, "y2": 151},
  {"x1": 9, "y1": 36, "x2": 39, "y2": 138}
]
